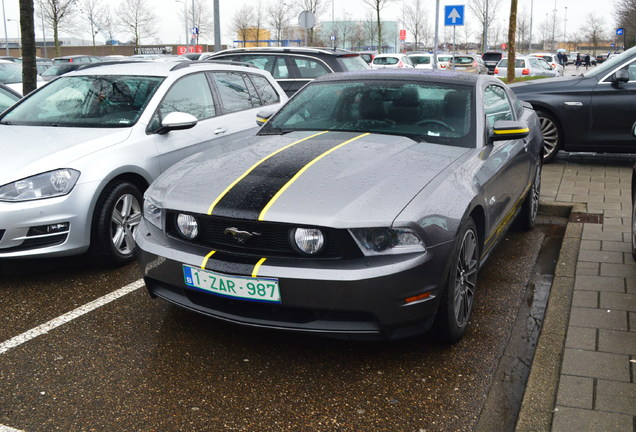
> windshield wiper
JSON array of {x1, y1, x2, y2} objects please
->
[{"x1": 0, "y1": 120, "x2": 12, "y2": 125}]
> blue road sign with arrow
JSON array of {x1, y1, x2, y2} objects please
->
[
  {"x1": 616, "y1": 28, "x2": 624, "y2": 36},
  {"x1": 445, "y1": 5, "x2": 465, "y2": 26}
]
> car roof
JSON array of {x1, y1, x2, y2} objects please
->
[
  {"x1": 61, "y1": 60, "x2": 271, "y2": 78},
  {"x1": 312, "y1": 68, "x2": 493, "y2": 86},
  {"x1": 210, "y1": 46, "x2": 360, "y2": 57}
]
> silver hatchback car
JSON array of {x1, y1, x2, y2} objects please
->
[{"x1": 0, "y1": 61, "x2": 287, "y2": 266}]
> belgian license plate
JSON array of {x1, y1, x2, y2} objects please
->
[{"x1": 182, "y1": 265, "x2": 280, "y2": 303}]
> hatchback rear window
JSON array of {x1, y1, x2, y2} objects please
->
[
  {"x1": 373, "y1": 57, "x2": 399, "y2": 65},
  {"x1": 336, "y1": 55, "x2": 370, "y2": 71},
  {"x1": 482, "y1": 53, "x2": 503, "y2": 61}
]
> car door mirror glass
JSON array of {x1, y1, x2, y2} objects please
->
[{"x1": 612, "y1": 68, "x2": 630, "y2": 84}]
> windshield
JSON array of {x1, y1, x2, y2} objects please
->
[
  {"x1": 584, "y1": 45, "x2": 636, "y2": 78},
  {"x1": 260, "y1": 80, "x2": 475, "y2": 147},
  {"x1": 0, "y1": 62, "x2": 23, "y2": 84},
  {"x1": 0, "y1": 75, "x2": 164, "y2": 127}
]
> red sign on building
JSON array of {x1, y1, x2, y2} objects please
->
[{"x1": 399, "y1": 30, "x2": 406, "y2": 40}]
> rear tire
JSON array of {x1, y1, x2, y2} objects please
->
[
  {"x1": 433, "y1": 217, "x2": 480, "y2": 343},
  {"x1": 536, "y1": 110, "x2": 561, "y2": 163},
  {"x1": 89, "y1": 181, "x2": 143, "y2": 267}
]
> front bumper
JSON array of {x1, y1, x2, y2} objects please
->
[
  {"x1": 0, "y1": 182, "x2": 96, "y2": 258},
  {"x1": 136, "y1": 219, "x2": 454, "y2": 340}
]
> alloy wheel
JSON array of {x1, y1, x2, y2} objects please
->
[
  {"x1": 453, "y1": 228, "x2": 478, "y2": 327},
  {"x1": 539, "y1": 116, "x2": 559, "y2": 160},
  {"x1": 110, "y1": 193, "x2": 142, "y2": 256}
]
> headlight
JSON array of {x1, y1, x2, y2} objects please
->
[
  {"x1": 143, "y1": 195, "x2": 163, "y2": 229},
  {"x1": 0, "y1": 169, "x2": 80, "y2": 202},
  {"x1": 291, "y1": 227, "x2": 325, "y2": 255},
  {"x1": 350, "y1": 227, "x2": 425, "y2": 255},
  {"x1": 176, "y1": 214, "x2": 199, "y2": 239}
]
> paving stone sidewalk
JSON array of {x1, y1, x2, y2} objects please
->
[{"x1": 515, "y1": 153, "x2": 636, "y2": 432}]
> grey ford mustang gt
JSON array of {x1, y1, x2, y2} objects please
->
[{"x1": 136, "y1": 69, "x2": 543, "y2": 342}]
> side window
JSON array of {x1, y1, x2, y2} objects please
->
[
  {"x1": 484, "y1": 85, "x2": 513, "y2": 126},
  {"x1": 239, "y1": 55, "x2": 289, "y2": 79},
  {"x1": 211, "y1": 72, "x2": 253, "y2": 113},
  {"x1": 153, "y1": 73, "x2": 215, "y2": 125},
  {"x1": 248, "y1": 74, "x2": 281, "y2": 106},
  {"x1": 290, "y1": 57, "x2": 330, "y2": 79}
]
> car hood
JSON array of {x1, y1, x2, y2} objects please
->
[
  {"x1": 155, "y1": 131, "x2": 469, "y2": 227},
  {"x1": 509, "y1": 74, "x2": 586, "y2": 93},
  {"x1": 0, "y1": 125, "x2": 132, "y2": 184}
]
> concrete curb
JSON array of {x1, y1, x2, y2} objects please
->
[{"x1": 515, "y1": 202, "x2": 585, "y2": 432}]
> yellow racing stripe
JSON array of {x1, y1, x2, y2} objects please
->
[
  {"x1": 207, "y1": 131, "x2": 330, "y2": 215},
  {"x1": 252, "y1": 258, "x2": 267, "y2": 277},
  {"x1": 258, "y1": 132, "x2": 371, "y2": 221},
  {"x1": 200, "y1": 250, "x2": 216, "y2": 269}
]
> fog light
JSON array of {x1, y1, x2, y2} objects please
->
[
  {"x1": 292, "y1": 227, "x2": 325, "y2": 255},
  {"x1": 176, "y1": 214, "x2": 198, "y2": 239}
]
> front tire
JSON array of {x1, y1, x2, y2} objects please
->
[
  {"x1": 90, "y1": 181, "x2": 143, "y2": 267},
  {"x1": 536, "y1": 110, "x2": 562, "y2": 163},
  {"x1": 433, "y1": 217, "x2": 480, "y2": 343},
  {"x1": 518, "y1": 161, "x2": 542, "y2": 231}
]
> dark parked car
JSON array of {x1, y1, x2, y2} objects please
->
[
  {"x1": 40, "y1": 63, "x2": 86, "y2": 81},
  {"x1": 482, "y1": 51, "x2": 505, "y2": 74},
  {"x1": 0, "y1": 82, "x2": 20, "y2": 112},
  {"x1": 202, "y1": 47, "x2": 370, "y2": 97},
  {"x1": 52, "y1": 55, "x2": 102, "y2": 64},
  {"x1": 511, "y1": 45, "x2": 636, "y2": 161},
  {"x1": 136, "y1": 69, "x2": 543, "y2": 342}
]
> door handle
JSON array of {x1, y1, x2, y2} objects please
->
[{"x1": 214, "y1": 128, "x2": 227, "y2": 135}]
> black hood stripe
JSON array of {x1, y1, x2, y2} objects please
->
[{"x1": 208, "y1": 132, "x2": 369, "y2": 220}]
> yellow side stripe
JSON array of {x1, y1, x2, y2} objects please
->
[
  {"x1": 258, "y1": 132, "x2": 370, "y2": 221},
  {"x1": 252, "y1": 258, "x2": 267, "y2": 277},
  {"x1": 200, "y1": 250, "x2": 216, "y2": 269},
  {"x1": 207, "y1": 130, "x2": 330, "y2": 215},
  {"x1": 493, "y1": 128, "x2": 529, "y2": 135},
  {"x1": 484, "y1": 181, "x2": 532, "y2": 247}
]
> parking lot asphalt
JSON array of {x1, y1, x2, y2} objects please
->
[{"x1": 515, "y1": 152, "x2": 636, "y2": 432}]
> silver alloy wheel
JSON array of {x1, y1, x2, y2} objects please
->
[
  {"x1": 530, "y1": 163, "x2": 542, "y2": 223},
  {"x1": 110, "y1": 193, "x2": 142, "y2": 255},
  {"x1": 453, "y1": 228, "x2": 478, "y2": 327},
  {"x1": 539, "y1": 116, "x2": 559, "y2": 160}
]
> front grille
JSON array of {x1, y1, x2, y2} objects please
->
[
  {"x1": 0, "y1": 233, "x2": 68, "y2": 252},
  {"x1": 166, "y1": 213, "x2": 362, "y2": 260}
]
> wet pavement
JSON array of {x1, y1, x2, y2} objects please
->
[{"x1": 0, "y1": 222, "x2": 559, "y2": 432}]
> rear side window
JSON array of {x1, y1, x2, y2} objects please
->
[
  {"x1": 212, "y1": 72, "x2": 253, "y2": 113},
  {"x1": 290, "y1": 57, "x2": 330, "y2": 78},
  {"x1": 248, "y1": 74, "x2": 280, "y2": 106}
]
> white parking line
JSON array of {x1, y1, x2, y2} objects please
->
[
  {"x1": 0, "y1": 425, "x2": 25, "y2": 432},
  {"x1": 0, "y1": 279, "x2": 144, "y2": 356}
]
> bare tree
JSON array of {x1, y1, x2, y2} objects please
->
[
  {"x1": 506, "y1": 0, "x2": 518, "y2": 83},
  {"x1": 516, "y1": 7, "x2": 530, "y2": 53},
  {"x1": 184, "y1": 0, "x2": 214, "y2": 45},
  {"x1": 253, "y1": 2, "x2": 265, "y2": 47},
  {"x1": 96, "y1": 4, "x2": 117, "y2": 47},
  {"x1": 292, "y1": 0, "x2": 328, "y2": 45},
  {"x1": 232, "y1": 4, "x2": 254, "y2": 47},
  {"x1": 469, "y1": 0, "x2": 503, "y2": 51},
  {"x1": 613, "y1": 0, "x2": 636, "y2": 49},
  {"x1": 580, "y1": 13, "x2": 607, "y2": 56},
  {"x1": 361, "y1": 0, "x2": 395, "y2": 54},
  {"x1": 79, "y1": 0, "x2": 101, "y2": 53},
  {"x1": 117, "y1": 0, "x2": 157, "y2": 48},
  {"x1": 336, "y1": 18, "x2": 356, "y2": 50},
  {"x1": 267, "y1": 0, "x2": 289, "y2": 46},
  {"x1": 36, "y1": 0, "x2": 78, "y2": 57},
  {"x1": 20, "y1": 0, "x2": 37, "y2": 95},
  {"x1": 363, "y1": 11, "x2": 377, "y2": 49},
  {"x1": 404, "y1": 0, "x2": 429, "y2": 50}
]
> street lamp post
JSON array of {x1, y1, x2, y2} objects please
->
[
  {"x1": 1, "y1": 0, "x2": 9, "y2": 55},
  {"x1": 174, "y1": 0, "x2": 188, "y2": 47},
  {"x1": 528, "y1": 0, "x2": 534, "y2": 53},
  {"x1": 563, "y1": 6, "x2": 567, "y2": 46}
]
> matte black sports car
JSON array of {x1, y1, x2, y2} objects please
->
[
  {"x1": 511, "y1": 45, "x2": 636, "y2": 162},
  {"x1": 136, "y1": 70, "x2": 543, "y2": 342}
]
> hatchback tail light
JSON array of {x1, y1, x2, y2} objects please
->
[
  {"x1": 494, "y1": 67, "x2": 499, "y2": 74},
  {"x1": 522, "y1": 68, "x2": 530, "y2": 75},
  {"x1": 397, "y1": 60, "x2": 404, "y2": 68}
]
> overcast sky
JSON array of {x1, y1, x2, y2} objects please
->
[{"x1": 0, "y1": 0, "x2": 619, "y2": 47}]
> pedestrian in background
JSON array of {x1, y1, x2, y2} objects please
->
[
  {"x1": 575, "y1": 53, "x2": 581, "y2": 69},
  {"x1": 584, "y1": 53, "x2": 591, "y2": 69}
]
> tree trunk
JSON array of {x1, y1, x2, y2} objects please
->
[
  {"x1": 506, "y1": 0, "x2": 518, "y2": 84},
  {"x1": 19, "y1": 0, "x2": 37, "y2": 95},
  {"x1": 376, "y1": 6, "x2": 382, "y2": 53}
]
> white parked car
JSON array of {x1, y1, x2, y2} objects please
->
[
  {"x1": 371, "y1": 53, "x2": 415, "y2": 69},
  {"x1": 494, "y1": 56, "x2": 559, "y2": 79},
  {"x1": 407, "y1": 52, "x2": 433, "y2": 69},
  {"x1": 528, "y1": 53, "x2": 564, "y2": 76},
  {"x1": 0, "y1": 61, "x2": 288, "y2": 266}
]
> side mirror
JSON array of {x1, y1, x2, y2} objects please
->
[
  {"x1": 489, "y1": 120, "x2": 530, "y2": 142},
  {"x1": 156, "y1": 112, "x2": 198, "y2": 135},
  {"x1": 611, "y1": 69, "x2": 630, "y2": 85},
  {"x1": 256, "y1": 109, "x2": 275, "y2": 127}
]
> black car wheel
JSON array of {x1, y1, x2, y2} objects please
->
[
  {"x1": 518, "y1": 161, "x2": 542, "y2": 231},
  {"x1": 537, "y1": 110, "x2": 561, "y2": 163},
  {"x1": 90, "y1": 181, "x2": 143, "y2": 267},
  {"x1": 434, "y1": 217, "x2": 480, "y2": 343}
]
